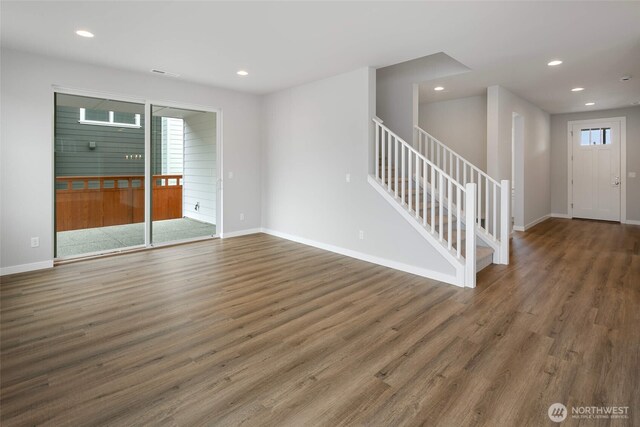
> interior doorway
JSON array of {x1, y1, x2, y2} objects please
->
[
  {"x1": 511, "y1": 112, "x2": 524, "y2": 230},
  {"x1": 569, "y1": 118, "x2": 624, "y2": 222}
]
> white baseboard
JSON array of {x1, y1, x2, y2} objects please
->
[
  {"x1": 513, "y1": 214, "x2": 552, "y2": 232},
  {"x1": 513, "y1": 214, "x2": 551, "y2": 232},
  {"x1": 1, "y1": 260, "x2": 54, "y2": 276},
  {"x1": 220, "y1": 228, "x2": 262, "y2": 238},
  {"x1": 525, "y1": 214, "x2": 551, "y2": 230},
  {"x1": 551, "y1": 213, "x2": 639, "y2": 225},
  {"x1": 261, "y1": 228, "x2": 461, "y2": 287}
]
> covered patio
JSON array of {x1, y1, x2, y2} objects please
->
[{"x1": 56, "y1": 218, "x2": 216, "y2": 258}]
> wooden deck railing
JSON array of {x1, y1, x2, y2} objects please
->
[{"x1": 55, "y1": 175, "x2": 182, "y2": 232}]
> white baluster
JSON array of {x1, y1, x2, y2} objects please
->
[
  {"x1": 408, "y1": 151, "x2": 413, "y2": 211},
  {"x1": 439, "y1": 173, "x2": 444, "y2": 241},
  {"x1": 381, "y1": 129, "x2": 386, "y2": 185},
  {"x1": 485, "y1": 178, "x2": 489, "y2": 233},
  {"x1": 477, "y1": 173, "x2": 482, "y2": 227},
  {"x1": 431, "y1": 165, "x2": 435, "y2": 233},
  {"x1": 415, "y1": 154, "x2": 420, "y2": 217},
  {"x1": 430, "y1": 137, "x2": 434, "y2": 163},
  {"x1": 394, "y1": 137, "x2": 398, "y2": 198},
  {"x1": 401, "y1": 145, "x2": 406, "y2": 205},
  {"x1": 456, "y1": 186, "x2": 461, "y2": 258},
  {"x1": 447, "y1": 179, "x2": 452, "y2": 250},
  {"x1": 375, "y1": 123, "x2": 379, "y2": 179},
  {"x1": 423, "y1": 160, "x2": 427, "y2": 226},
  {"x1": 493, "y1": 182, "x2": 497, "y2": 238},
  {"x1": 465, "y1": 183, "x2": 476, "y2": 288},
  {"x1": 387, "y1": 134, "x2": 392, "y2": 192}
]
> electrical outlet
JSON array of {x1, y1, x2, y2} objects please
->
[
  {"x1": 240, "y1": 213, "x2": 245, "y2": 221},
  {"x1": 346, "y1": 173, "x2": 351, "y2": 183},
  {"x1": 31, "y1": 237, "x2": 39, "y2": 248},
  {"x1": 359, "y1": 230, "x2": 364, "y2": 240},
  {"x1": 228, "y1": 171, "x2": 234, "y2": 179},
  {"x1": 629, "y1": 172, "x2": 637, "y2": 178}
]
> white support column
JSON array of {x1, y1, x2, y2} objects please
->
[
  {"x1": 465, "y1": 183, "x2": 477, "y2": 288},
  {"x1": 500, "y1": 179, "x2": 511, "y2": 264}
]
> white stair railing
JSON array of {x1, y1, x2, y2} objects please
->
[
  {"x1": 374, "y1": 118, "x2": 477, "y2": 286},
  {"x1": 415, "y1": 126, "x2": 509, "y2": 264}
]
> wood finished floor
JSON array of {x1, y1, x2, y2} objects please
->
[{"x1": 1, "y1": 219, "x2": 638, "y2": 426}]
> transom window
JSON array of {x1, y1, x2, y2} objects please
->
[
  {"x1": 580, "y1": 127, "x2": 611, "y2": 146},
  {"x1": 79, "y1": 108, "x2": 141, "y2": 128}
]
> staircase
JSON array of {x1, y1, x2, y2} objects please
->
[{"x1": 369, "y1": 118, "x2": 510, "y2": 288}]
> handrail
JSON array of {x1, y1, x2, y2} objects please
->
[
  {"x1": 376, "y1": 120, "x2": 465, "y2": 192},
  {"x1": 414, "y1": 125, "x2": 500, "y2": 187}
]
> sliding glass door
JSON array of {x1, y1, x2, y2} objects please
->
[
  {"x1": 55, "y1": 94, "x2": 145, "y2": 258},
  {"x1": 54, "y1": 94, "x2": 218, "y2": 259},
  {"x1": 150, "y1": 105, "x2": 217, "y2": 244}
]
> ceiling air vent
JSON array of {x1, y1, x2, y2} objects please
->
[{"x1": 151, "y1": 69, "x2": 180, "y2": 78}]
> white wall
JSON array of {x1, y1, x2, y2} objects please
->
[
  {"x1": 419, "y1": 95, "x2": 487, "y2": 171},
  {"x1": 262, "y1": 67, "x2": 457, "y2": 281},
  {"x1": 376, "y1": 53, "x2": 470, "y2": 143},
  {"x1": 0, "y1": 48, "x2": 262, "y2": 273},
  {"x1": 549, "y1": 106, "x2": 640, "y2": 221},
  {"x1": 183, "y1": 112, "x2": 217, "y2": 224},
  {"x1": 487, "y1": 85, "x2": 551, "y2": 229}
]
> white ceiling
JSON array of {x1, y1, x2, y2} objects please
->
[{"x1": 2, "y1": 1, "x2": 640, "y2": 113}]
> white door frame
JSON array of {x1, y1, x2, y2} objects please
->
[
  {"x1": 567, "y1": 117, "x2": 626, "y2": 223},
  {"x1": 51, "y1": 86, "x2": 224, "y2": 261}
]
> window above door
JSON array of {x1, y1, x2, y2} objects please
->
[{"x1": 580, "y1": 127, "x2": 611, "y2": 146}]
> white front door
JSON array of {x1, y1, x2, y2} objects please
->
[{"x1": 571, "y1": 121, "x2": 621, "y2": 221}]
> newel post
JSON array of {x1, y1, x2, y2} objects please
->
[
  {"x1": 500, "y1": 179, "x2": 510, "y2": 264},
  {"x1": 465, "y1": 182, "x2": 477, "y2": 288}
]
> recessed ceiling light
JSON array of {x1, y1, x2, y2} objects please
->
[
  {"x1": 237, "y1": 70, "x2": 248, "y2": 76},
  {"x1": 585, "y1": 102, "x2": 595, "y2": 106},
  {"x1": 75, "y1": 30, "x2": 94, "y2": 38},
  {"x1": 434, "y1": 86, "x2": 444, "y2": 91},
  {"x1": 547, "y1": 60, "x2": 563, "y2": 66},
  {"x1": 571, "y1": 87, "x2": 584, "y2": 92}
]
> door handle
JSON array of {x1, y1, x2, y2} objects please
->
[{"x1": 613, "y1": 176, "x2": 620, "y2": 186}]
